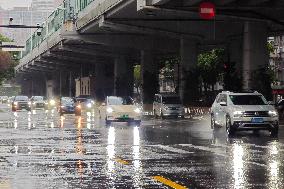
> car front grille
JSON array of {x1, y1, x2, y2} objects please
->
[{"x1": 243, "y1": 111, "x2": 269, "y2": 117}]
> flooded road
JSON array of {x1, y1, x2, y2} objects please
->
[{"x1": 0, "y1": 104, "x2": 283, "y2": 188}]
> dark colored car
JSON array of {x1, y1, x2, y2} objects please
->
[
  {"x1": 74, "y1": 97, "x2": 95, "y2": 116},
  {"x1": 12, "y1": 96, "x2": 31, "y2": 111},
  {"x1": 30, "y1": 96, "x2": 47, "y2": 110},
  {"x1": 58, "y1": 97, "x2": 76, "y2": 116}
]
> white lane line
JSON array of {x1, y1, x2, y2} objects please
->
[
  {"x1": 154, "y1": 145, "x2": 194, "y2": 154},
  {"x1": 178, "y1": 144, "x2": 268, "y2": 168}
]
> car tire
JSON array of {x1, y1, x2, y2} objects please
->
[
  {"x1": 161, "y1": 112, "x2": 165, "y2": 119},
  {"x1": 226, "y1": 116, "x2": 235, "y2": 136},
  {"x1": 271, "y1": 126, "x2": 279, "y2": 137},
  {"x1": 105, "y1": 118, "x2": 111, "y2": 126},
  {"x1": 154, "y1": 110, "x2": 158, "y2": 118},
  {"x1": 211, "y1": 114, "x2": 215, "y2": 129}
]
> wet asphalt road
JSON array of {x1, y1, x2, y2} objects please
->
[{"x1": 0, "y1": 104, "x2": 284, "y2": 189}]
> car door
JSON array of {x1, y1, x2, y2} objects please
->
[
  {"x1": 218, "y1": 94, "x2": 228, "y2": 126},
  {"x1": 153, "y1": 95, "x2": 158, "y2": 114}
]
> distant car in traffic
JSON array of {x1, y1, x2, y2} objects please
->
[
  {"x1": 211, "y1": 91, "x2": 279, "y2": 136},
  {"x1": 12, "y1": 96, "x2": 31, "y2": 111},
  {"x1": 99, "y1": 96, "x2": 142, "y2": 126},
  {"x1": 1, "y1": 96, "x2": 8, "y2": 104},
  {"x1": 58, "y1": 97, "x2": 77, "y2": 116},
  {"x1": 74, "y1": 97, "x2": 96, "y2": 116},
  {"x1": 153, "y1": 93, "x2": 184, "y2": 118},
  {"x1": 30, "y1": 96, "x2": 47, "y2": 110}
]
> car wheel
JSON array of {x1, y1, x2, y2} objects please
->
[
  {"x1": 211, "y1": 114, "x2": 215, "y2": 129},
  {"x1": 154, "y1": 110, "x2": 158, "y2": 118},
  {"x1": 161, "y1": 112, "x2": 165, "y2": 119},
  {"x1": 226, "y1": 116, "x2": 235, "y2": 136},
  {"x1": 271, "y1": 126, "x2": 279, "y2": 137},
  {"x1": 105, "y1": 118, "x2": 111, "y2": 126}
]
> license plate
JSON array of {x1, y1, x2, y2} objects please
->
[
  {"x1": 121, "y1": 115, "x2": 129, "y2": 118},
  {"x1": 251, "y1": 118, "x2": 263, "y2": 123}
]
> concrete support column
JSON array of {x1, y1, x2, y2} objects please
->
[
  {"x1": 179, "y1": 37, "x2": 198, "y2": 105},
  {"x1": 242, "y1": 22, "x2": 268, "y2": 90},
  {"x1": 114, "y1": 57, "x2": 134, "y2": 97},
  {"x1": 229, "y1": 38, "x2": 243, "y2": 74},
  {"x1": 94, "y1": 62, "x2": 114, "y2": 101},
  {"x1": 141, "y1": 50, "x2": 158, "y2": 104}
]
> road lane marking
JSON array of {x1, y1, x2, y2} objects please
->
[
  {"x1": 115, "y1": 158, "x2": 130, "y2": 165},
  {"x1": 153, "y1": 176, "x2": 188, "y2": 189}
]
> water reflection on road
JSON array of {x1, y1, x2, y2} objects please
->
[{"x1": 0, "y1": 108, "x2": 283, "y2": 188}]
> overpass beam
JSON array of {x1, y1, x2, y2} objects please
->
[
  {"x1": 141, "y1": 50, "x2": 159, "y2": 104},
  {"x1": 179, "y1": 37, "x2": 198, "y2": 105},
  {"x1": 242, "y1": 22, "x2": 269, "y2": 94},
  {"x1": 114, "y1": 56, "x2": 133, "y2": 97}
]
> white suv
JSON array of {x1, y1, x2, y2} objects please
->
[{"x1": 211, "y1": 91, "x2": 279, "y2": 136}]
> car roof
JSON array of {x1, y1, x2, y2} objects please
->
[
  {"x1": 155, "y1": 93, "x2": 179, "y2": 97},
  {"x1": 220, "y1": 91, "x2": 261, "y2": 95}
]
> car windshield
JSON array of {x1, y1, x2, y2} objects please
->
[
  {"x1": 229, "y1": 95, "x2": 267, "y2": 105},
  {"x1": 61, "y1": 97, "x2": 74, "y2": 105},
  {"x1": 162, "y1": 96, "x2": 181, "y2": 104},
  {"x1": 107, "y1": 96, "x2": 133, "y2": 105},
  {"x1": 33, "y1": 96, "x2": 44, "y2": 101},
  {"x1": 15, "y1": 96, "x2": 29, "y2": 101}
]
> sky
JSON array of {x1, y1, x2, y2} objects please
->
[{"x1": 0, "y1": 0, "x2": 32, "y2": 9}]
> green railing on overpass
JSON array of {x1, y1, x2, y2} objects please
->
[
  {"x1": 21, "y1": 0, "x2": 97, "y2": 58},
  {"x1": 75, "y1": 0, "x2": 95, "y2": 12},
  {"x1": 22, "y1": 5, "x2": 66, "y2": 58}
]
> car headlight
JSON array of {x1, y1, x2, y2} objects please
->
[
  {"x1": 61, "y1": 105, "x2": 65, "y2": 108},
  {"x1": 107, "y1": 107, "x2": 113, "y2": 113},
  {"x1": 269, "y1": 110, "x2": 278, "y2": 117},
  {"x1": 91, "y1": 100, "x2": 95, "y2": 104},
  {"x1": 233, "y1": 111, "x2": 243, "y2": 117},
  {"x1": 13, "y1": 102, "x2": 18, "y2": 105},
  {"x1": 87, "y1": 103, "x2": 92, "y2": 108},
  {"x1": 134, "y1": 107, "x2": 142, "y2": 114},
  {"x1": 28, "y1": 102, "x2": 31, "y2": 105},
  {"x1": 33, "y1": 102, "x2": 36, "y2": 105},
  {"x1": 50, "y1": 99, "x2": 55, "y2": 105}
]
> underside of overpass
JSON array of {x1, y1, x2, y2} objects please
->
[{"x1": 16, "y1": 0, "x2": 284, "y2": 103}]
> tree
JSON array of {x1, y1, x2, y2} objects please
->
[
  {"x1": 134, "y1": 65, "x2": 141, "y2": 94},
  {"x1": 0, "y1": 34, "x2": 17, "y2": 84},
  {"x1": 197, "y1": 49, "x2": 225, "y2": 92}
]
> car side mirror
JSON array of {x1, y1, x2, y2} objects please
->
[
  {"x1": 102, "y1": 102, "x2": 106, "y2": 106},
  {"x1": 220, "y1": 102, "x2": 227, "y2": 106}
]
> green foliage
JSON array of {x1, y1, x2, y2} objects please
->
[
  {"x1": 134, "y1": 65, "x2": 141, "y2": 93},
  {"x1": 267, "y1": 41, "x2": 275, "y2": 54},
  {"x1": 251, "y1": 67, "x2": 273, "y2": 100},
  {"x1": 197, "y1": 49, "x2": 225, "y2": 90},
  {"x1": 0, "y1": 34, "x2": 17, "y2": 84}
]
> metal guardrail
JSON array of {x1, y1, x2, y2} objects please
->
[
  {"x1": 21, "y1": 0, "x2": 121, "y2": 59},
  {"x1": 22, "y1": 6, "x2": 66, "y2": 58}
]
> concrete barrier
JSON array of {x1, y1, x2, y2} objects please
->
[{"x1": 142, "y1": 104, "x2": 210, "y2": 117}]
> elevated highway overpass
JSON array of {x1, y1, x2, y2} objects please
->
[{"x1": 15, "y1": 0, "x2": 284, "y2": 102}]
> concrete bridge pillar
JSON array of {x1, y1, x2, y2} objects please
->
[
  {"x1": 114, "y1": 56, "x2": 134, "y2": 97},
  {"x1": 94, "y1": 62, "x2": 114, "y2": 101},
  {"x1": 141, "y1": 50, "x2": 159, "y2": 104},
  {"x1": 242, "y1": 21, "x2": 269, "y2": 90},
  {"x1": 179, "y1": 37, "x2": 198, "y2": 105}
]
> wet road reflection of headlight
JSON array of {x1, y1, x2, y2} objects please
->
[
  {"x1": 268, "y1": 142, "x2": 280, "y2": 188},
  {"x1": 232, "y1": 142, "x2": 245, "y2": 188},
  {"x1": 107, "y1": 127, "x2": 116, "y2": 185},
  {"x1": 133, "y1": 127, "x2": 142, "y2": 188}
]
